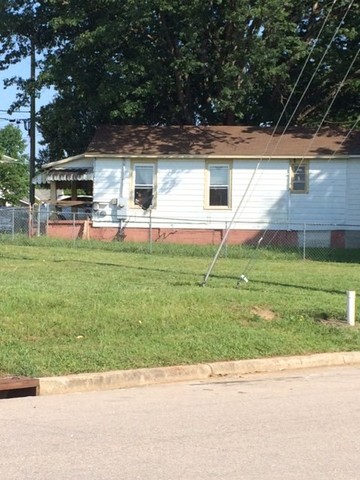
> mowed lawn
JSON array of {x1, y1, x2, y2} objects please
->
[{"x1": 1, "y1": 240, "x2": 360, "y2": 377}]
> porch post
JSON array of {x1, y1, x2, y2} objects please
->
[
  {"x1": 50, "y1": 182, "x2": 57, "y2": 213},
  {"x1": 71, "y1": 182, "x2": 77, "y2": 215}
]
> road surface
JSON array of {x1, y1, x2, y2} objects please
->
[{"x1": 1, "y1": 366, "x2": 360, "y2": 479}]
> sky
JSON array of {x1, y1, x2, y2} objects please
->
[{"x1": 0, "y1": 58, "x2": 55, "y2": 155}]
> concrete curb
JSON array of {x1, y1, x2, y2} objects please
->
[{"x1": 39, "y1": 351, "x2": 360, "y2": 396}]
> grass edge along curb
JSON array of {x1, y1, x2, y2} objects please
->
[{"x1": 39, "y1": 351, "x2": 360, "y2": 396}]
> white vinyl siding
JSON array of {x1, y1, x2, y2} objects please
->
[
  {"x1": 156, "y1": 161, "x2": 204, "y2": 219},
  {"x1": 93, "y1": 160, "x2": 123, "y2": 203},
  {"x1": 346, "y1": 159, "x2": 360, "y2": 226},
  {"x1": 231, "y1": 161, "x2": 289, "y2": 225},
  {"x1": 289, "y1": 160, "x2": 346, "y2": 225},
  {"x1": 92, "y1": 158, "x2": 128, "y2": 223},
  {"x1": 90, "y1": 157, "x2": 352, "y2": 230}
]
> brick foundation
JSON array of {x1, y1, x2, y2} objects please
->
[
  {"x1": 46, "y1": 221, "x2": 346, "y2": 248},
  {"x1": 330, "y1": 230, "x2": 345, "y2": 248}
]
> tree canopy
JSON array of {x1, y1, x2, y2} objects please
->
[
  {"x1": 1, "y1": 0, "x2": 359, "y2": 162},
  {"x1": 0, "y1": 124, "x2": 28, "y2": 204}
]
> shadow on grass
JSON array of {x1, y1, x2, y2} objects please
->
[
  {"x1": 205, "y1": 273, "x2": 345, "y2": 295},
  {"x1": 2, "y1": 236, "x2": 360, "y2": 263},
  {"x1": 241, "y1": 278, "x2": 344, "y2": 295},
  {"x1": 50, "y1": 258, "x2": 345, "y2": 295},
  {"x1": 1, "y1": 252, "x2": 203, "y2": 281},
  {"x1": 1, "y1": 252, "x2": 347, "y2": 295}
]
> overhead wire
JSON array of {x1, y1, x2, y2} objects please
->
[
  {"x1": 329, "y1": 117, "x2": 360, "y2": 156},
  {"x1": 202, "y1": 0, "x2": 345, "y2": 286},
  {"x1": 236, "y1": 0, "x2": 355, "y2": 211},
  {"x1": 0, "y1": 109, "x2": 30, "y2": 113},
  {"x1": 240, "y1": 45, "x2": 360, "y2": 285},
  {"x1": 233, "y1": 0, "x2": 346, "y2": 228},
  {"x1": 239, "y1": 45, "x2": 360, "y2": 284},
  {"x1": 270, "y1": 0, "x2": 354, "y2": 157},
  {"x1": 296, "y1": 46, "x2": 360, "y2": 165}
]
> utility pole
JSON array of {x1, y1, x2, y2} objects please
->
[{"x1": 29, "y1": 39, "x2": 36, "y2": 205}]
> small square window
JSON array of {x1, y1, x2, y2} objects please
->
[{"x1": 290, "y1": 160, "x2": 308, "y2": 193}]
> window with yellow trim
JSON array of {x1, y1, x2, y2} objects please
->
[
  {"x1": 206, "y1": 163, "x2": 231, "y2": 207},
  {"x1": 133, "y1": 163, "x2": 155, "y2": 210},
  {"x1": 290, "y1": 160, "x2": 309, "y2": 193}
]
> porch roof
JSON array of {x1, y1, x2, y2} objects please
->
[{"x1": 33, "y1": 168, "x2": 94, "y2": 184}]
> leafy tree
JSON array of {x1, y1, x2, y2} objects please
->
[
  {"x1": 1, "y1": 0, "x2": 359, "y2": 162},
  {"x1": 0, "y1": 125, "x2": 28, "y2": 204},
  {"x1": 278, "y1": 0, "x2": 360, "y2": 127},
  {"x1": 0, "y1": 123, "x2": 27, "y2": 160},
  {"x1": 33, "y1": 0, "x2": 309, "y2": 156}
]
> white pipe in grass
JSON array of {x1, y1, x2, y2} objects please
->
[{"x1": 346, "y1": 291, "x2": 356, "y2": 326}]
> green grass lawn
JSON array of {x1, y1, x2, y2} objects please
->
[{"x1": 1, "y1": 237, "x2": 360, "y2": 377}]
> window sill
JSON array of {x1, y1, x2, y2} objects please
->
[{"x1": 204, "y1": 206, "x2": 232, "y2": 210}]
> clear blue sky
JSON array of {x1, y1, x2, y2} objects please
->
[{"x1": 0, "y1": 58, "x2": 55, "y2": 155}]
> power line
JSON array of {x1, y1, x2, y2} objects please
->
[
  {"x1": 270, "y1": 0, "x2": 355, "y2": 157},
  {"x1": 239, "y1": 47, "x2": 360, "y2": 284},
  {"x1": 267, "y1": 0, "x2": 340, "y2": 157},
  {"x1": 0, "y1": 117, "x2": 29, "y2": 121},
  {"x1": 202, "y1": 0, "x2": 357, "y2": 286},
  {"x1": 299, "y1": 46, "x2": 360, "y2": 162},
  {"x1": 202, "y1": 0, "x2": 343, "y2": 286},
  {"x1": 0, "y1": 117, "x2": 31, "y2": 133},
  {"x1": 0, "y1": 109, "x2": 30, "y2": 113}
]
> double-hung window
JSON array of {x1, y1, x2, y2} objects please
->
[
  {"x1": 290, "y1": 160, "x2": 309, "y2": 193},
  {"x1": 207, "y1": 163, "x2": 231, "y2": 208},
  {"x1": 133, "y1": 163, "x2": 155, "y2": 210}
]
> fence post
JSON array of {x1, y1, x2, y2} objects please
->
[
  {"x1": 37, "y1": 206, "x2": 41, "y2": 237},
  {"x1": 73, "y1": 212, "x2": 76, "y2": 247},
  {"x1": 303, "y1": 223, "x2": 306, "y2": 260},
  {"x1": 28, "y1": 205, "x2": 32, "y2": 238},
  {"x1": 11, "y1": 207, "x2": 15, "y2": 241},
  {"x1": 149, "y1": 209, "x2": 153, "y2": 254},
  {"x1": 224, "y1": 221, "x2": 228, "y2": 258},
  {"x1": 46, "y1": 204, "x2": 50, "y2": 236}
]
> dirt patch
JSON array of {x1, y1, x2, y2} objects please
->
[{"x1": 251, "y1": 306, "x2": 276, "y2": 321}]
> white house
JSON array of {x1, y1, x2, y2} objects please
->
[{"x1": 33, "y1": 125, "x2": 360, "y2": 247}]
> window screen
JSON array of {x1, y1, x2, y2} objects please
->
[
  {"x1": 290, "y1": 161, "x2": 308, "y2": 192},
  {"x1": 209, "y1": 165, "x2": 229, "y2": 206},
  {"x1": 134, "y1": 165, "x2": 154, "y2": 209}
]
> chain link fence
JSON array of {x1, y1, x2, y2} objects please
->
[
  {"x1": 0, "y1": 207, "x2": 31, "y2": 237},
  {"x1": 1, "y1": 206, "x2": 359, "y2": 262}
]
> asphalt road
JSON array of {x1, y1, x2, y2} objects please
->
[{"x1": 1, "y1": 366, "x2": 360, "y2": 480}]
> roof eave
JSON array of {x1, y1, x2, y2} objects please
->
[
  {"x1": 43, "y1": 153, "x2": 90, "y2": 169},
  {"x1": 42, "y1": 152, "x2": 360, "y2": 166},
  {"x1": 83, "y1": 152, "x2": 360, "y2": 160}
]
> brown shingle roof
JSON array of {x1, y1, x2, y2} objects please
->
[{"x1": 86, "y1": 125, "x2": 360, "y2": 157}]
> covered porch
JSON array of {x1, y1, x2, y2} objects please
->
[{"x1": 32, "y1": 167, "x2": 94, "y2": 220}]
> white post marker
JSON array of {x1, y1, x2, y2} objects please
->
[{"x1": 346, "y1": 291, "x2": 356, "y2": 326}]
